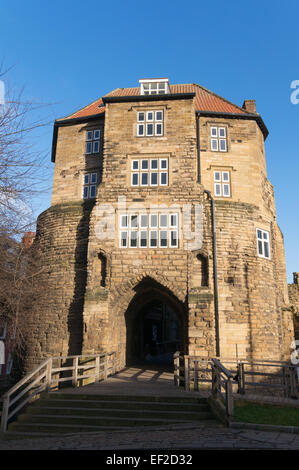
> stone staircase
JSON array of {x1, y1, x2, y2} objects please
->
[{"x1": 4, "y1": 392, "x2": 222, "y2": 438}]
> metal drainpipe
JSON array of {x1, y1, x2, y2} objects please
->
[{"x1": 204, "y1": 190, "x2": 220, "y2": 357}]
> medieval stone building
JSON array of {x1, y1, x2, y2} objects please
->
[{"x1": 24, "y1": 78, "x2": 294, "y2": 372}]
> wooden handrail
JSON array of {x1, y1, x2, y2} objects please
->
[
  {"x1": 0, "y1": 351, "x2": 117, "y2": 432},
  {"x1": 211, "y1": 358, "x2": 233, "y2": 379}
]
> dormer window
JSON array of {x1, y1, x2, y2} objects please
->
[{"x1": 139, "y1": 78, "x2": 170, "y2": 95}]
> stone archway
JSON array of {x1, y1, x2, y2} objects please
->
[{"x1": 124, "y1": 277, "x2": 187, "y2": 366}]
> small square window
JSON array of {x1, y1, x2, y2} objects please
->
[{"x1": 138, "y1": 112, "x2": 145, "y2": 122}]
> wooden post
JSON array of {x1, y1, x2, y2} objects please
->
[
  {"x1": 0, "y1": 395, "x2": 9, "y2": 433},
  {"x1": 237, "y1": 362, "x2": 245, "y2": 395},
  {"x1": 46, "y1": 359, "x2": 52, "y2": 392},
  {"x1": 174, "y1": 352, "x2": 180, "y2": 387},
  {"x1": 95, "y1": 356, "x2": 100, "y2": 382},
  {"x1": 212, "y1": 364, "x2": 217, "y2": 398},
  {"x1": 226, "y1": 378, "x2": 233, "y2": 425},
  {"x1": 104, "y1": 355, "x2": 108, "y2": 381},
  {"x1": 194, "y1": 359, "x2": 198, "y2": 392},
  {"x1": 184, "y1": 356, "x2": 190, "y2": 391},
  {"x1": 72, "y1": 356, "x2": 78, "y2": 387},
  {"x1": 289, "y1": 366, "x2": 297, "y2": 398}
]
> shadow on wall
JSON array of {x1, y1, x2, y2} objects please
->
[{"x1": 67, "y1": 200, "x2": 95, "y2": 356}]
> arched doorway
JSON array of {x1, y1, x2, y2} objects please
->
[{"x1": 125, "y1": 279, "x2": 186, "y2": 366}]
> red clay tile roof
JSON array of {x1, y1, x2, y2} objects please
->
[{"x1": 58, "y1": 83, "x2": 253, "y2": 121}]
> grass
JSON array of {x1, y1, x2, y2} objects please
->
[{"x1": 234, "y1": 401, "x2": 299, "y2": 427}]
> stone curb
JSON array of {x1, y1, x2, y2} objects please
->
[{"x1": 231, "y1": 421, "x2": 299, "y2": 434}]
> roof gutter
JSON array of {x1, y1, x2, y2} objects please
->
[{"x1": 102, "y1": 92, "x2": 195, "y2": 104}]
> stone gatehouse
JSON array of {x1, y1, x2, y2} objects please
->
[{"x1": 24, "y1": 78, "x2": 294, "y2": 372}]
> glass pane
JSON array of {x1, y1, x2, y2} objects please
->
[
  {"x1": 257, "y1": 230, "x2": 262, "y2": 239},
  {"x1": 160, "y1": 159, "x2": 167, "y2": 169},
  {"x1": 140, "y1": 231, "x2": 147, "y2": 247},
  {"x1": 141, "y1": 160, "x2": 148, "y2": 170},
  {"x1": 264, "y1": 242, "x2": 270, "y2": 258},
  {"x1": 160, "y1": 173, "x2": 168, "y2": 185},
  {"x1": 83, "y1": 186, "x2": 89, "y2": 199},
  {"x1": 131, "y1": 215, "x2": 138, "y2": 228},
  {"x1": 132, "y1": 173, "x2": 139, "y2": 186},
  {"x1": 84, "y1": 174, "x2": 89, "y2": 184},
  {"x1": 130, "y1": 231, "x2": 138, "y2": 247},
  {"x1": 223, "y1": 184, "x2": 230, "y2": 197},
  {"x1": 90, "y1": 185, "x2": 96, "y2": 198},
  {"x1": 93, "y1": 141, "x2": 100, "y2": 153},
  {"x1": 138, "y1": 112, "x2": 145, "y2": 122},
  {"x1": 140, "y1": 214, "x2": 148, "y2": 227},
  {"x1": 121, "y1": 215, "x2": 128, "y2": 228},
  {"x1": 258, "y1": 240, "x2": 263, "y2": 255},
  {"x1": 94, "y1": 129, "x2": 100, "y2": 139},
  {"x1": 86, "y1": 142, "x2": 92, "y2": 154},
  {"x1": 143, "y1": 84, "x2": 149, "y2": 90},
  {"x1": 263, "y1": 231, "x2": 268, "y2": 240},
  {"x1": 138, "y1": 124, "x2": 144, "y2": 136},
  {"x1": 150, "y1": 231, "x2": 158, "y2": 247},
  {"x1": 211, "y1": 139, "x2": 218, "y2": 151},
  {"x1": 146, "y1": 124, "x2": 154, "y2": 135},
  {"x1": 160, "y1": 230, "x2": 168, "y2": 247},
  {"x1": 151, "y1": 159, "x2": 158, "y2": 169},
  {"x1": 222, "y1": 172, "x2": 229, "y2": 182},
  {"x1": 141, "y1": 173, "x2": 148, "y2": 185},
  {"x1": 150, "y1": 214, "x2": 158, "y2": 227},
  {"x1": 151, "y1": 172, "x2": 158, "y2": 185},
  {"x1": 215, "y1": 183, "x2": 221, "y2": 196},
  {"x1": 214, "y1": 171, "x2": 221, "y2": 182},
  {"x1": 91, "y1": 173, "x2": 97, "y2": 183},
  {"x1": 86, "y1": 130, "x2": 93, "y2": 141},
  {"x1": 156, "y1": 111, "x2": 163, "y2": 121},
  {"x1": 160, "y1": 214, "x2": 168, "y2": 227},
  {"x1": 132, "y1": 160, "x2": 139, "y2": 170},
  {"x1": 158, "y1": 83, "x2": 165, "y2": 90},
  {"x1": 147, "y1": 112, "x2": 154, "y2": 121},
  {"x1": 211, "y1": 127, "x2": 217, "y2": 137},
  {"x1": 156, "y1": 123, "x2": 163, "y2": 135},
  {"x1": 170, "y1": 214, "x2": 177, "y2": 227},
  {"x1": 170, "y1": 230, "x2": 178, "y2": 247},
  {"x1": 121, "y1": 232, "x2": 127, "y2": 248},
  {"x1": 220, "y1": 139, "x2": 227, "y2": 151},
  {"x1": 219, "y1": 128, "x2": 226, "y2": 137}
]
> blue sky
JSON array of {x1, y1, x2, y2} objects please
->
[{"x1": 0, "y1": 0, "x2": 298, "y2": 282}]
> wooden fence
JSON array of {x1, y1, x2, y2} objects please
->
[{"x1": 0, "y1": 352, "x2": 117, "y2": 432}]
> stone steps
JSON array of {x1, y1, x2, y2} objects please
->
[{"x1": 4, "y1": 392, "x2": 222, "y2": 438}]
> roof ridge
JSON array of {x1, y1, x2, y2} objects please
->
[
  {"x1": 191, "y1": 82, "x2": 254, "y2": 115},
  {"x1": 57, "y1": 96, "x2": 103, "y2": 121}
]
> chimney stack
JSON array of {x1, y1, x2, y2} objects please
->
[{"x1": 242, "y1": 99, "x2": 256, "y2": 113}]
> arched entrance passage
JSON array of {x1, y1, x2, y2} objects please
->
[{"x1": 125, "y1": 278, "x2": 186, "y2": 366}]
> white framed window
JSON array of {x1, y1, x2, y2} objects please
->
[
  {"x1": 83, "y1": 172, "x2": 97, "y2": 199},
  {"x1": 139, "y1": 79, "x2": 170, "y2": 95},
  {"x1": 131, "y1": 158, "x2": 168, "y2": 187},
  {"x1": 214, "y1": 171, "x2": 231, "y2": 197},
  {"x1": 257, "y1": 229, "x2": 271, "y2": 259},
  {"x1": 119, "y1": 212, "x2": 179, "y2": 249},
  {"x1": 136, "y1": 110, "x2": 164, "y2": 137},
  {"x1": 210, "y1": 126, "x2": 227, "y2": 152},
  {"x1": 86, "y1": 129, "x2": 101, "y2": 154}
]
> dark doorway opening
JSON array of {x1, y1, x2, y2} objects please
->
[{"x1": 125, "y1": 280, "x2": 186, "y2": 366}]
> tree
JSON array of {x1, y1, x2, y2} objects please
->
[{"x1": 0, "y1": 66, "x2": 50, "y2": 384}]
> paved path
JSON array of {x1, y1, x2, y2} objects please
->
[{"x1": 1, "y1": 424, "x2": 299, "y2": 450}]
